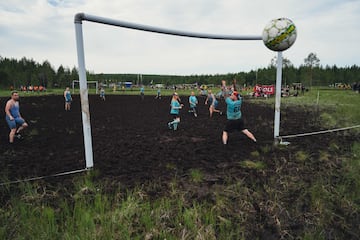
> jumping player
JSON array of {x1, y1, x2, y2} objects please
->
[
  {"x1": 221, "y1": 80, "x2": 257, "y2": 145},
  {"x1": 168, "y1": 92, "x2": 183, "y2": 130},
  {"x1": 188, "y1": 91, "x2": 198, "y2": 117},
  {"x1": 5, "y1": 91, "x2": 28, "y2": 143}
]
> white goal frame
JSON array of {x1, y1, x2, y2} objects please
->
[
  {"x1": 74, "y1": 13, "x2": 281, "y2": 169},
  {"x1": 72, "y1": 80, "x2": 98, "y2": 94}
]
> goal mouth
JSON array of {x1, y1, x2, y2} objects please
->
[{"x1": 72, "y1": 80, "x2": 99, "y2": 94}]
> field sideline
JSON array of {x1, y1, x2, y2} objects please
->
[{"x1": 1, "y1": 86, "x2": 358, "y2": 126}]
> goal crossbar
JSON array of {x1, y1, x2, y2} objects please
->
[{"x1": 75, "y1": 13, "x2": 262, "y2": 41}]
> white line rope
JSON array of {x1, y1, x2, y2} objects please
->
[
  {"x1": 0, "y1": 168, "x2": 91, "y2": 186},
  {"x1": 279, "y1": 124, "x2": 360, "y2": 139}
]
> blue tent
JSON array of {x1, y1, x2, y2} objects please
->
[{"x1": 125, "y1": 82, "x2": 132, "y2": 88}]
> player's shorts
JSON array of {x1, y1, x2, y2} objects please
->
[
  {"x1": 170, "y1": 113, "x2": 179, "y2": 119},
  {"x1": 224, "y1": 118, "x2": 245, "y2": 132},
  {"x1": 210, "y1": 100, "x2": 218, "y2": 109},
  {"x1": 6, "y1": 116, "x2": 25, "y2": 129}
]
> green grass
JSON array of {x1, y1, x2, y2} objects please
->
[
  {"x1": 189, "y1": 169, "x2": 204, "y2": 183},
  {"x1": 249, "y1": 87, "x2": 359, "y2": 127},
  {"x1": 0, "y1": 87, "x2": 197, "y2": 98},
  {"x1": 239, "y1": 160, "x2": 266, "y2": 170},
  {"x1": 0, "y1": 176, "x2": 248, "y2": 239}
]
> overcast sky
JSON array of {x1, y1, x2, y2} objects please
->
[{"x1": 1, "y1": 0, "x2": 360, "y2": 75}]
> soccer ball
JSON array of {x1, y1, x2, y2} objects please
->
[{"x1": 262, "y1": 18, "x2": 297, "y2": 51}]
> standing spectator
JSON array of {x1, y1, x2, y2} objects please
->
[
  {"x1": 64, "y1": 87, "x2": 72, "y2": 111},
  {"x1": 352, "y1": 82, "x2": 359, "y2": 93},
  {"x1": 221, "y1": 81, "x2": 257, "y2": 145},
  {"x1": 188, "y1": 91, "x2": 198, "y2": 117},
  {"x1": 301, "y1": 85, "x2": 305, "y2": 95},
  {"x1": 5, "y1": 91, "x2": 28, "y2": 143}
]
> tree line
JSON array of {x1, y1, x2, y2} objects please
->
[{"x1": 1, "y1": 53, "x2": 359, "y2": 89}]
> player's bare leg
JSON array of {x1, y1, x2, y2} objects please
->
[
  {"x1": 16, "y1": 123, "x2": 28, "y2": 134},
  {"x1": 222, "y1": 131, "x2": 228, "y2": 145},
  {"x1": 242, "y1": 129, "x2": 257, "y2": 142},
  {"x1": 9, "y1": 128, "x2": 16, "y2": 143}
]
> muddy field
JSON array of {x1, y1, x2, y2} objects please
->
[
  {"x1": 0, "y1": 93, "x2": 354, "y2": 185},
  {"x1": 1, "y1": 93, "x2": 359, "y2": 238}
]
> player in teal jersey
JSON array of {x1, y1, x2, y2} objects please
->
[
  {"x1": 155, "y1": 88, "x2": 161, "y2": 99},
  {"x1": 221, "y1": 80, "x2": 256, "y2": 145},
  {"x1": 188, "y1": 91, "x2": 198, "y2": 117},
  {"x1": 140, "y1": 86, "x2": 145, "y2": 100},
  {"x1": 99, "y1": 87, "x2": 106, "y2": 101},
  {"x1": 168, "y1": 92, "x2": 183, "y2": 130}
]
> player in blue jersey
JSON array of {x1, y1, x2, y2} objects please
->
[
  {"x1": 188, "y1": 91, "x2": 198, "y2": 117},
  {"x1": 155, "y1": 88, "x2": 161, "y2": 99},
  {"x1": 5, "y1": 91, "x2": 28, "y2": 143},
  {"x1": 64, "y1": 87, "x2": 72, "y2": 111},
  {"x1": 205, "y1": 89, "x2": 222, "y2": 117},
  {"x1": 140, "y1": 86, "x2": 145, "y2": 100},
  {"x1": 221, "y1": 80, "x2": 256, "y2": 145},
  {"x1": 168, "y1": 92, "x2": 183, "y2": 130},
  {"x1": 99, "y1": 87, "x2": 106, "y2": 101}
]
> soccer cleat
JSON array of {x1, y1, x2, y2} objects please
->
[
  {"x1": 167, "y1": 122, "x2": 172, "y2": 130},
  {"x1": 15, "y1": 134, "x2": 23, "y2": 140}
]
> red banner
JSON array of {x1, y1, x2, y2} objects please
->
[{"x1": 254, "y1": 84, "x2": 275, "y2": 95}]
